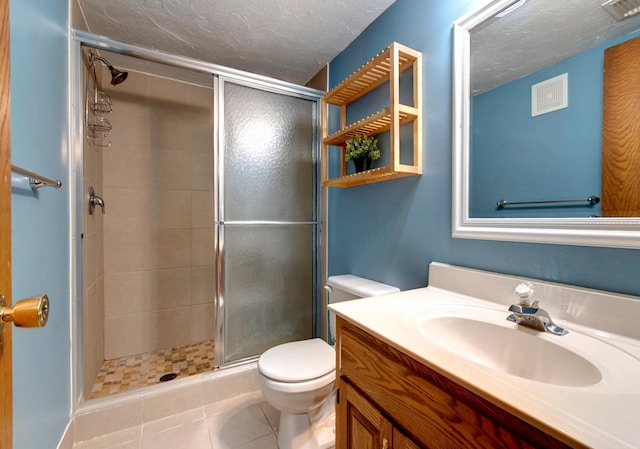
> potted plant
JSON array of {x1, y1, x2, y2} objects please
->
[{"x1": 345, "y1": 133, "x2": 380, "y2": 172}]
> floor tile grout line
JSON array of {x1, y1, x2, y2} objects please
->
[{"x1": 202, "y1": 404, "x2": 215, "y2": 449}]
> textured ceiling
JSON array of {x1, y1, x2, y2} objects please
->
[
  {"x1": 472, "y1": 0, "x2": 640, "y2": 94},
  {"x1": 77, "y1": 0, "x2": 397, "y2": 86}
]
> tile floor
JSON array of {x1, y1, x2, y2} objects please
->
[
  {"x1": 73, "y1": 391, "x2": 280, "y2": 449},
  {"x1": 90, "y1": 341, "x2": 215, "y2": 399}
]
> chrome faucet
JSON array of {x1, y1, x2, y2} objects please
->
[{"x1": 507, "y1": 282, "x2": 568, "y2": 336}]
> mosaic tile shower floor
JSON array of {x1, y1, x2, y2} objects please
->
[{"x1": 90, "y1": 340, "x2": 215, "y2": 399}]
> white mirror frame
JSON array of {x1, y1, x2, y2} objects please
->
[{"x1": 452, "y1": 0, "x2": 640, "y2": 249}]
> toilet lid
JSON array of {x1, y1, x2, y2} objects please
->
[{"x1": 259, "y1": 338, "x2": 335, "y2": 382}]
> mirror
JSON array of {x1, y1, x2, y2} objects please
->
[{"x1": 452, "y1": 0, "x2": 640, "y2": 248}]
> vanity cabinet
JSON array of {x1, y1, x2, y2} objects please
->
[
  {"x1": 335, "y1": 317, "x2": 581, "y2": 449},
  {"x1": 321, "y1": 42, "x2": 422, "y2": 187}
]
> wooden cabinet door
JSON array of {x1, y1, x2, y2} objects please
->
[
  {"x1": 394, "y1": 429, "x2": 421, "y2": 449},
  {"x1": 338, "y1": 380, "x2": 423, "y2": 449},
  {"x1": 338, "y1": 381, "x2": 394, "y2": 449}
]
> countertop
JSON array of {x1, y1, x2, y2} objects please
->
[{"x1": 329, "y1": 285, "x2": 640, "y2": 449}]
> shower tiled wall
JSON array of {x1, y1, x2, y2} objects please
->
[{"x1": 100, "y1": 67, "x2": 215, "y2": 360}]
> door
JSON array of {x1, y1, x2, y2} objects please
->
[
  {"x1": 338, "y1": 382, "x2": 390, "y2": 449},
  {"x1": 338, "y1": 382, "x2": 422, "y2": 449},
  {"x1": 602, "y1": 34, "x2": 640, "y2": 216},
  {"x1": 216, "y1": 79, "x2": 318, "y2": 365},
  {"x1": 0, "y1": 0, "x2": 12, "y2": 446}
]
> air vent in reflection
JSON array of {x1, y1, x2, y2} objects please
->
[
  {"x1": 602, "y1": 0, "x2": 640, "y2": 21},
  {"x1": 531, "y1": 73, "x2": 568, "y2": 117}
]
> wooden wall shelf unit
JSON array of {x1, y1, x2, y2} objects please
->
[{"x1": 321, "y1": 42, "x2": 422, "y2": 188}]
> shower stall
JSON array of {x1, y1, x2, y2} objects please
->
[{"x1": 74, "y1": 33, "x2": 322, "y2": 400}]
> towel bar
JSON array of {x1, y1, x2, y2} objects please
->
[{"x1": 11, "y1": 165, "x2": 62, "y2": 190}]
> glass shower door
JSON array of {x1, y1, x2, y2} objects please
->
[{"x1": 217, "y1": 79, "x2": 318, "y2": 365}]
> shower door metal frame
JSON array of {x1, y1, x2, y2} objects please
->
[
  {"x1": 214, "y1": 75, "x2": 322, "y2": 368},
  {"x1": 71, "y1": 31, "x2": 323, "y2": 402}
]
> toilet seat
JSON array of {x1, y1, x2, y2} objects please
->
[
  {"x1": 259, "y1": 369, "x2": 335, "y2": 394},
  {"x1": 259, "y1": 338, "x2": 335, "y2": 383}
]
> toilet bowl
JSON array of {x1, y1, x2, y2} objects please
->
[
  {"x1": 259, "y1": 339, "x2": 336, "y2": 449},
  {"x1": 258, "y1": 275, "x2": 400, "y2": 449}
]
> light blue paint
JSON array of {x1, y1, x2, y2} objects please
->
[
  {"x1": 328, "y1": 0, "x2": 640, "y2": 298},
  {"x1": 10, "y1": 0, "x2": 71, "y2": 448},
  {"x1": 471, "y1": 30, "x2": 640, "y2": 218}
]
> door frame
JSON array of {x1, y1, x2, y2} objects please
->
[{"x1": 0, "y1": 0, "x2": 12, "y2": 444}]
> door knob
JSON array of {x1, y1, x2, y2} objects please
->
[{"x1": 0, "y1": 294, "x2": 49, "y2": 331}]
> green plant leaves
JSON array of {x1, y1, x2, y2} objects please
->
[{"x1": 345, "y1": 133, "x2": 380, "y2": 161}]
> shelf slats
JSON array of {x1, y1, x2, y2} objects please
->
[
  {"x1": 322, "y1": 166, "x2": 418, "y2": 188},
  {"x1": 323, "y1": 105, "x2": 419, "y2": 146},
  {"x1": 324, "y1": 43, "x2": 420, "y2": 107}
]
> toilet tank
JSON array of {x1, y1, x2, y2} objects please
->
[{"x1": 326, "y1": 275, "x2": 400, "y2": 342}]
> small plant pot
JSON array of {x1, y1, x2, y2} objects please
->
[{"x1": 352, "y1": 157, "x2": 371, "y2": 173}]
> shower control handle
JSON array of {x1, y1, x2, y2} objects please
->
[{"x1": 88, "y1": 186, "x2": 106, "y2": 215}]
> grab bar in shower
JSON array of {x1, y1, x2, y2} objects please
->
[
  {"x1": 497, "y1": 195, "x2": 600, "y2": 209},
  {"x1": 11, "y1": 165, "x2": 62, "y2": 190}
]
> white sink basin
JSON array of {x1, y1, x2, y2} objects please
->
[{"x1": 407, "y1": 304, "x2": 621, "y2": 387}]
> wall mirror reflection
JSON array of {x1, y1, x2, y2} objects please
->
[
  {"x1": 471, "y1": 0, "x2": 640, "y2": 218},
  {"x1": 452, "y1": 0, "x2": 640, "y2": 248}
]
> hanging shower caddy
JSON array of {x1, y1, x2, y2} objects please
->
[{"x1": 85, "y1": 52, "x2": 113, "y2": 147}]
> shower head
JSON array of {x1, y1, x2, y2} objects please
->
[
  {"x1": 90, "y1": 52, "x2": 129, "y2": 85},
  {"x1": 109, "y1": 67, "x2": 128, "y2": 86}
]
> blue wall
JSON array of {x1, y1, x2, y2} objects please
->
[
  {"x1": 471, "y1": 31, "x2": 640, "y2": 218},
  {"x1": 328, "y1": 0, "x2": 640, "y2": 297},
  {"x1": 10, "y1": 0, "x2": 71, "y2": 447}
]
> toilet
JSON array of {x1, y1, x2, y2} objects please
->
[{"x1": 258, "y1": 275, "x2": 400, "y2": 449}]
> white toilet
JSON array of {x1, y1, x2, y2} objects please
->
[{"x1": 258, "y1": 275, "x2": 400, "y2": 449}]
